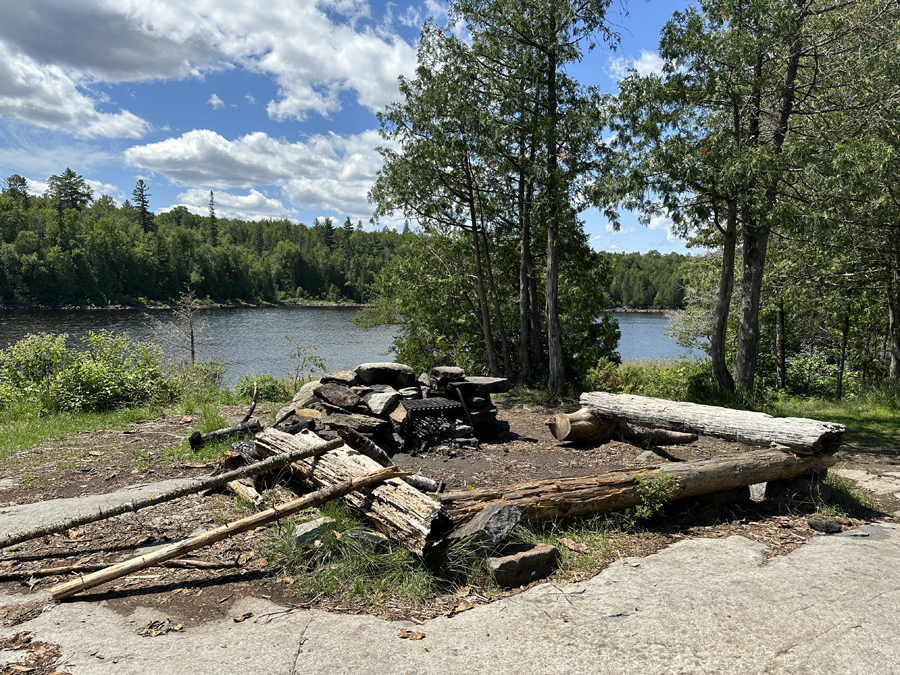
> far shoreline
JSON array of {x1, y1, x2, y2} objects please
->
[{"x1": 0, "y1": 300, "x2": 374, "y2": 312}]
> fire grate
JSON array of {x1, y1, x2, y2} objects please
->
[{"x1": 401, "y1": 397, "x2": 465, "y2": 437}]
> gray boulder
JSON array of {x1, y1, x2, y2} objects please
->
[
  {"x1": 446, "y1": 504, "x2": 521, "y2": 548},
  {"x1": 355, "y1": 362, "x2": 417, "y2": 389},
  {"x1": 488, "y1": 543, "x2": 559, "y2": 588}
]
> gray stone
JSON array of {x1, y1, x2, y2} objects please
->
[
  {"x1": 313, "y1": 383, "x2": 361, "y2": 411},
  {"x1": 833, "y1": 468, "x2": 900, "y2": 497},
  {"x1": 431, "y1": 366, "x2": 466, "y2": 382},
  {"x1": 398, "y1": 387, "x2": 422, "y2": 399},
  {"x1": 320, "y1": 412, "x2": 387, "y2": 434},
  {"x1": 291, "y1": 379, "x2": 321, "y2": 407},
  {"x1": 450, "y1": 424, "x2": 475, "y2": 438},
  {"x1": 355, "y1": 362, "x2": 417, "y2": 389},
  {"x1": 366, "y1": 391, "x2": 401, "y2": 416},
  {"x1": 449, "y1": 376, "x2": 510, "y2": 398},
  {"x1": 488, "y1": 543, "x2": 559, "y2": 588},
  {"x1": 320, "y1": 369, "x2": 359, "y2": 387},
  {"x1": 447, "y1": 504, "x2": 521, "y2": 548},
  {"x1": 808, "y1": 518, "x2": 842, "y2": 534},
  {"x1": 750, "y1": 482, "x2": 767, "y2": 500},
  {"x1": 468, "y1": 396, "x2": 487, "y2": 407},
  {"x1": 351, "y1": 386, "x2": 373, "y2": 397},
  {"x1": 635, "y1": 450, "x2": 667, "y2": 463},
  {"x1": 293, "y1": 516, "x2": 337, "y2": 547}
]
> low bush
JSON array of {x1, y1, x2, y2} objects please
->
[
  {"x1": 234, "y1": 373, "x2": 289, "y2": 402},
  {"x1": 0, "y1": 331, "x2": 175, "y2": 412}
]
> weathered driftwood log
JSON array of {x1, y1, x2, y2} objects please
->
[
  {"x1": 50, "y1": 466, "x2": 403, "y2": 601},
  {"x1": 0, "y1": 559, "x2": 238, "y2": 582},
  {"x1": 580, "y1": 392, "x2": 845, "y2": 454},
  {"x1": 546, "y1": 409, "x2": 697, "y2": 445},
  {"x1": 0, "y1": 439, "x2": 342, "y2": 549},
  {"x1": 189, "y1": 418, "x2": 262, "y2": 450},
  {"x1": 438, "y1": 448, "x2": 838, "y2": 524},
  {"x1": 255, "y1": 428, "x2": 451, "y2": 553}
]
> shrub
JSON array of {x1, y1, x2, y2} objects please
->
[
  {"x1": 0, "y1": 331, "x2": 174, "y2": 412},
  {"x1": 234, "y1": 373, "x2": 288, "y2": 402}
]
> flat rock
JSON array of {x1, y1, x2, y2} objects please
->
[
  {"x1": 432, "y1": 366, "x2": 466, "y2": 382},
  {"x1": 293, "y1": 516, "x2": 337, "y2": 547},
  {"x1": 447, "y1": 504, "x2": 521, "y2": 548},
  {"x1": 320, "y1": 370, "x2": 359, "y2": 387},
  {"x1": 291, "y1": 379, "x2": 321, "y2": 407},
  {"x1": 833, "y1": 468, "x2": 900, "y2": 498},
  {"x1": 320, "y1": 412, "x2": 387, "y2": 434},
  {"x1": 344, "y1": 528, "x2": 391, "y2": 552},
  {"x1": 488, "y1": 543, "x2": 559, "y2": 588},
  {"x1": 367, "y1": 391, "x2": 400, "y2": 416},
  {"x1": 398, "y1": 387, "x2": 422, "y2": 400},
  {"x1": 808, "y1": 518, "x2": 842, "y2": 534},
  {"x1": 314, "y1": 383, "x2": 361, "y2": 411},
  {"x1": 449, "y1": 376, "x2": 510, "y2": 398},
  {"x1": 355, "y1": 362, "x2": 416, "y2": 389},
  {"x1": 635, "y1": 450, "x2": 667, "y2": 463}
]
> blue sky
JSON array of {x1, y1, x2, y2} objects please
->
[{"x1": 0, "y1": 0, "x2": 691, "y2": 254}]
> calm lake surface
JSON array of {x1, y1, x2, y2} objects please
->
[{"x1": 0, "y1": 307, "x2": 697, "y2": 385}]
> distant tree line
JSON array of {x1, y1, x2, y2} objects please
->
[
  {"x1": 603, "y1": 251, "x2": 687, "y2": 310},
  {"x1": 0, "y1": 168, "x2": 414, "y2": 306}
]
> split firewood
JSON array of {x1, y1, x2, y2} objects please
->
[
  {"x1": 189, "y1": 418, "x2": 262, "y2": 450},
  {"x1": 50, "y1": 465, "x2": 405, "y2": 601},
  {"x1": 580, "y1": 392, "x2": 845, "y2": 454},
  {"x1": 338, "y1": 428, "x2": 440, "y2": 493},
  {"x1": 226, "y1": 478, "x2": 263, "y2": 504},
  {"x1": 255, "y1": 429, "x2": 451, "y2": 552},
  {"x1": 439, "y1": 447, "x2": 838, "y2": 524},
  {"x1": 0, "y1": 438, "x2": 343, "y2": 549}
]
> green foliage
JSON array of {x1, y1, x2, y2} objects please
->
[
  {"x1": 633, "y1": 471, "x2": 679, "y2": 521},
  {"x1": 234, "y1": 373, "x2": 288, "y2": 402},
  {"x1": 284, "y1": 338, "x2": 326, "y2": 392},
  {"x1": 0, "y1": 331, "x2": 173, "y2": 412},
  {"x1": 604, "y1": 251, "x2": 688, "y2": 309}
]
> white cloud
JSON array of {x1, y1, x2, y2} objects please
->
[
  {"x1": 648, "y1": 214, "x2": 682, "y2": 242},
  {"x1": 399, "y1": 5, "x2": 423, "y2": 27},
  {"x1": 0, "y1": 1, "x2": 417, "y2": 130},
  {"x1": 125, "y1": 128, "x2": 387, "y2": 218},
  {"x1": 208, "y1": 94, "x2": 226, "y2": 109},
  {"x1": 25, "y1": 178, "x2": 49, "y2": 196},
  {"x1": 607, "y1": 49, "x2": 665, "y2": 80},
  {"x1": 605, "y1": 223, "x2": 636, "y2": 235},
  {"x1": 169, "y1": 188, "x2": 293, "y2": 221},
  {"x1": 0, "y1": 42, "x2": 149, "y2": 138},
  {"x1": 85, "y1": 178, "x2": 125, "y2": 201},
  {"x1": 245, "y1": 94, "x2": 257, "y2": 104}
]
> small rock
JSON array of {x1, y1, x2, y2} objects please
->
[
  {"x1": 488, "y1": 543, "x2": 559, "y2": 588},
  {"x1": 750, "y1": 483, "x2": 767, "y2": 500},
  {"x1": 431, "y1": 366, "x2": 466, "y2": 381},
  {"x1": 398, "y1": 387, "x2": 422, "y2": 399},
  {"x1": 343, "y1": 528, "x2": 391, "y2": 552},
  {"x1": 635, "y1": 450, "x2": 667, "y2": 463},
  {"x1": 450, "y1": 424, "x2": 475, "y2": 438},
  {"x1": 367, "y1": 391, "x2": 401, "y2": 416},
  {"x1": 320, "y1": 369, "x2": 359, "y2": 387},
  {"x1": 446, "y1": 504, "x2": 521, "y2": 548},
  {"x1": 293, "y1": 517, "x2": 336, "y2": 547},
  {"x1": 355, "y1": 362, "x2": 417, "y2": 389},
  {"x1": 320, "y1": 412, "x2": 387, "y2": 434},
  {"x1": 314, "y1": 383, "x2": 361, "y2": 411},
  {"x1": 808, "y1": 518, "x2": 842, "y2": 534}
]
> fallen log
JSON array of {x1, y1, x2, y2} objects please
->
[
  {"x1": 0, "y1": 439, "x2": 342, "y2": 549},
  {"x1": 50, "y1": 465, "x2": 404, "y2": 601},
  {"x1": 0, "y1": 558, "x2": 238, "y2": 582},
  {"x1": 546, "y1": 409, "x2": 697, "y2": 445},
  {"x1": 580, "y1": 392, "x2": 845, "y2": 454},
  {"x1": 226, "y1": 479, "x2": 263, "y2": 504},
  {"x1": 255, "y1": 428, "x2": 451, "y2": 553},
  {"x1": 189, "y1": 418, "x2": 262, "y2": 450},
  {"x1": 438, "y1": 447, "x2": 838, "y2": 524}
]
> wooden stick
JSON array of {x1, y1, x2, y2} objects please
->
[
  {"x1": 51, "y1": 466, "x2": 405, "y2": 601},
  {"x1": 189, "y1": 418, "x2": 262, "y2": 450},
  {"x1": 0, "y1": 439, "x2": 343, "y2": 549},
  {"x1": 0, "y1": 559, "x2": 238, "y2": 582},
  {"x1": 240, "y1": 382, "x2": 259, "y2": 424}
]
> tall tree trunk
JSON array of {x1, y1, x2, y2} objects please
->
[
  {"x1": 711, "y1": 199, "x2": 737, "y2": 392},
  {"x1": 889, "y1": 245, "x2": 900, "y2": 379},
  {"x1": 518, "y1": 166, "x2": 533, "y2": 384},
  {"x1": 480, "y1": 227, "x2": 513, "y2": 378},
  {"x1": 733, "y1": 217, "x2": 769, "y2": 391},
  {"x1": 776, "y1": 297, "x2": 786, "y2": 390},
  {"x1": 837, "y1": 311, "x2": 850, "y2": 399},
  {"x1": 526, "y1": 183, "x2": 543, "y2": 374},
  {"x1": 545, "y1": 38, "x2": 564, "y2": 395}
]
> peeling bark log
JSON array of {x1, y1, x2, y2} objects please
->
[
  {"x1": 51, "y1": 466, "x2": 402, "y2": 601},
  {"x1": 227, "y1": 479, "x2": 262, "y2": 504},
  {"x1": 255, "y1": 429, "x2": 451, "y2": 553},
  {"x1": 438, "y1": 448, "x2": 837, "y2": 524},
  {"x1": 580, "y1": 392, "x2": 844, "y2": 454}
]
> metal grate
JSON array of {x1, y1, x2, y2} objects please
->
[{"x1": 401, "y1": 397, "x2": 464, "y2": 437}]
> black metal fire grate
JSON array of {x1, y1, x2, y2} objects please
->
[{"x1": 400, "y1": 397, "x2": 465, "y2": 437}]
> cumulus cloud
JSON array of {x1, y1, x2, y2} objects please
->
[
  {"x1": 125, "y1": 128, "x2": 387, "y2": 218},
  {"x1": 169, "y1": 188, "x2": 293, "y2": 221},
  {"x1": 648, "y1": 214, "x2": 681, "y2": 242},
  {"x1": 605, "y1": 223, "x2": 636, "y2": 235},
  {"x1": 85, "y1": 178, "x2": 125, "y2": 201},
  {"x1": 208, "y1": 94, "x2": 226, "y2": 109},
  {"x1": 607, "y1": 49, "x2": 666, "y2": 80},
  {"x1": 0, "y1": 1, "x2": 416, "y2": 131},
  {"x1": 0, "y1": 42, "x2": 149, "y2": 138}
]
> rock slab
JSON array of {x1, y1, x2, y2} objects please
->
[
  {"x1": 488, "y1": 543, "x2": 559, "y2": 587},
  {"x1": 355, "y1": 362, "x2": 417, "y2": 389},
  {"x1": 446, "y1": 504, "x2": 521, "y2": 547}
]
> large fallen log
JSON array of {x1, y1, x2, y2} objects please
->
[
  {"x1": 580, "y1": 392, "x2": 845, "y2": 454},
  {"x1": 189, "y1": 418, "x2": 262, "y2": 450},
  {"x1": 50, "y1": 466, "x2": 403, "y2": 601},
  {"x1": 438, "y1": 447, "x2": 838, "y2": 524},
  {"x1": 546, "y1": 409, "x2": 697, "y2": 445},
  {"x1": 255, "y1": 428, "x2": 451, "y2": 553},
  {"x1": 0, "y1": 439, "x2": 343, "y2": 549}
]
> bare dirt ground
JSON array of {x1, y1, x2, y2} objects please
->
[{"x1": 2, "y1": 395, "x2": 898, "y2": 672}]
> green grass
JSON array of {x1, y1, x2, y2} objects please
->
[
  {"x1": 769, "y1": 395, "x2": 900, "y2": 448},
  {"x1": 0, "y1": 400, "x2": 165, "y2": 462}
]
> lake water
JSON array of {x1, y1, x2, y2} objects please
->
[{"x1": 0, "y1": 307, "x2": 697, "y2": 385}]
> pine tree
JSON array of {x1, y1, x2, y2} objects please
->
[{"x1": 132, "y1": 179, "x2": 152, "y2": 233}]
